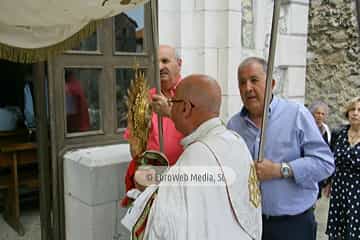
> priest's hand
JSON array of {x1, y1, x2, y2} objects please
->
[
  {"x1": 254, "y1": 159, "x2": 281, "y2": 181},
  {"x1": 134, "y1": 181, "x2": 146, "y2": 192},
  {"x1": 134, "y1": 167, "x2": 156, "y2": 191},
  {"x1": 151, "y1": 94, "x2": 171, "y2": 117}
]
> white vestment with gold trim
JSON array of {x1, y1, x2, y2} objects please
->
[{"x1": 143, "y1": 118, "x2": 262, "y2": 240}]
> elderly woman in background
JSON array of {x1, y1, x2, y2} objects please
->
[
  {"x1": 310, "y1": 101, "x2": 331, "y2": 144},
  {"x1": 310, "y1": 101, "x2": 332, "y2": 199},
  {"x1": 326, "y1": 97, "x2": 360, "y2": 240}
]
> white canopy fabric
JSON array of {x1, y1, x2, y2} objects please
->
[{"x1": 0, "y1": 0, "x2": 149, "y2": 63}]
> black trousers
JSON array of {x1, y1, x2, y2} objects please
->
[{"x1": 262, "y1": 208, "x2": 317, "y2": 240}]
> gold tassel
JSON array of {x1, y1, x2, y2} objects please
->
[{"x1": 0, "y1": 20, "x2": 101, "y2": 63}]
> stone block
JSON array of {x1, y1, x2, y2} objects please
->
[
  {"x1": 220, "y1": 98, "x2": 228, "y2": 122},
  {"x1": 64, "y1": 144, "x2": 131, "y2": 240},
  {"x1": 253, "y1": 1, "x2": 269, "y2": 50},
  {"x1": 196, "y1": 0, "x2": 228, "y2": 10},
  {"x1": 115, "y1": 205, "x2": 131, "y2": 240},
  {"x1": 227, "y1": 50, "x2": 242, "y2": 95},
  {"x1": 276, "y1": 35, "x2": 307, "y2": 67},
  {"x1": 159, "y1": 11, "x2": 181, "y2": 47},
  {"x1": 196, "y1": 0, "x2": 241, "y2": 11},
  {"x1": 217, "y1": 48, "x2": 229, "y2": 93},
  {"x1": 204, "y1": 11, "x2": 228, "y2": 48},
  {"x1": 180, "y1": 11, "x2": 205, "y2": 48},
  {"x1": 218, "y1": 47, "x2": 255, "y2": 96},
  {"x1": 288, "y1": 96, "x2": 305, "y2": 104},
  {"x1": 229, "y1": 11, "x2": 242, "y2": 48},
  {"x1": 204, "y1": 48, "x2": 219, "y2": 80},
  {"x1": 195, "y1": 0, "x2": 204, "y2": 10},
  {"x1": 64, "y1": 144, "x2": 131, "y2": 205},
  {"x1": 286, "y1": 3, "x2": 309, "y2": 34},
  {"x1": 229, "y1": 0, "x2": 242, "y2": 11},
  {"x1": 271, "y1": 66, "x2": 285, "y2": 95},
  {"x1": 180, "y1": 0, "x2": 195, "y2": 11},
  {"x1": 158, "y1": 0, "x2": 181, "y2": 11},
  {"x1": 65, "y1": 194, "x2": 117, "y2": 240},
  {"x1": 181, "y1": 48, "x2": 205, "y2": 76},
  {"x1": 221, "y1": 95, "x2": 243, "y2": 122},
  {"x1": 285, "y1": 0, "x2": 309, "y2": 4},
  {"x1": 286, "y1": 67, "x2": 306, "y2": 97}
]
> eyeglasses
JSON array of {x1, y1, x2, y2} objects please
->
[
  {"x1": 168, "y1": 99, "x2": 195, "y2": 108},
  {"x1": 168, "y1": 99, "x2": 184, "y2": 104}
]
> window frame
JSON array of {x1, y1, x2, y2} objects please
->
[
  {"x1": 48, "y1": 2, "x2": 155, "y2": 150},
  {"x1": 47, "y1": 4, "x2": 157, "y2": 240}
]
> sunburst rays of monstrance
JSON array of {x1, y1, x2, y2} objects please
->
[{"x1": 126, "y1": 67, "x2": 169, "y2": 173}]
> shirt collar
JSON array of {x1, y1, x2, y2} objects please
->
[
  {"x1": 240, "y1": 95, "x2": 279, "y2": 119},
  {"x1": 181, "y1": 117, "x2": 224, "y2": 148}
]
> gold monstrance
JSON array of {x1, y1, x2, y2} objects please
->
[
  {"x1": 126, "y1": 68, "x2": 152, "y2": 157},
  {"x1": 126, "y1": 67, "x2": 169, "y2": 170}
]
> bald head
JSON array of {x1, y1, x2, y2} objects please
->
[
  {"x1": 171, "y1": 74, "x2": 222, "y2": 135},
  {"x1": 178, "y1": 74, "x2": 221, "y2": 115}
]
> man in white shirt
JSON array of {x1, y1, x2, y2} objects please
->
[{"x1": 124, "y1": 74, "x2": 262, "y2": 240}]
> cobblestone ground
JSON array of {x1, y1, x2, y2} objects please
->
[{"x1": 315, "y1": 197, "x2": 330, "y2": 240}]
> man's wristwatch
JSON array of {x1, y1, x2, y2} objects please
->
[{"x1": 280, "y1": 163, "x2": 292, "y2": 178}]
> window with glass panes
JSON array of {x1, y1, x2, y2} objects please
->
[{"x1": 49, "y1": 2, "x2": 155, "y2": 149}]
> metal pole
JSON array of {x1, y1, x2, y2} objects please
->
[
  {"x1": 150, "y1": 0, "x2": 164, "y2": 152},
  {"x1": 257, "y1": 0, "x2": 281, "y2": 162}
]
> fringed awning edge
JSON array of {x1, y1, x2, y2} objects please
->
[{"x1": 0, "y1": 20, "x2": 101, "y2": 64}]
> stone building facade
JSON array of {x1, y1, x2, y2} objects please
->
[
  {"x1": 306, "y1": 0, "x2": 360, "y2": 128},
  {"x1": 158, "y1": 0, "x2": 310, "y2": 120}
]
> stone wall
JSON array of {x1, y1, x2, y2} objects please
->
[
  {"x1": 159, "y1": 0, "x2": 310, "y2": 120},
  {"x1": 306, "y1": 0, "x2": 360, "y2": 128}
]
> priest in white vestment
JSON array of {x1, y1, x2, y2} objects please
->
[{"x1": 123, "y1": 74, "x2": 262, "y2": 240}]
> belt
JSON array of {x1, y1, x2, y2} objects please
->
[{"x1": 262, "y1": 207, "x2": 312, "y2": 221}]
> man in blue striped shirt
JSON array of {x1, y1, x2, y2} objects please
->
[{"x1": 227, "y1": 57, "x2": 334, "y2": 240}]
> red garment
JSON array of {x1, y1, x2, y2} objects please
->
[
  {"x1": 65, "y1": 79, "x2": 90, "y2": 132},
  {"x1": 121, "y1": 78, "x2": 183, "y2": 207}
]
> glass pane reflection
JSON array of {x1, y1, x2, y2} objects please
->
[
  {"x1": 115, "y1": 5, "x2": 144, "y2": 53},
  {"x1": 116, "y1": 68, "x2": 146, "y2": 129},
  {"x1": 65, "y1": 68, "x2": 101, "y2": 133},
  {"x1": 71, "y1": 32, "x2": 98, "y2": 51}
]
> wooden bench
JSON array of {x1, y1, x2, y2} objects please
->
[{"x1": 0, "y1": 142, "x2": 38, "y2": 236}]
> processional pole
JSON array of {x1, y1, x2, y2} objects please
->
[
  {"x1": 257, "y1": 0, "x2": 281, "y2": 162},
  {"x1": 150, "y1": 0, "x2": 164, "y2": 152}
]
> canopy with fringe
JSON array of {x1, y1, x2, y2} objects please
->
[{"x1": 0, "y1": 0, "x2": 149, "y2": 63}]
